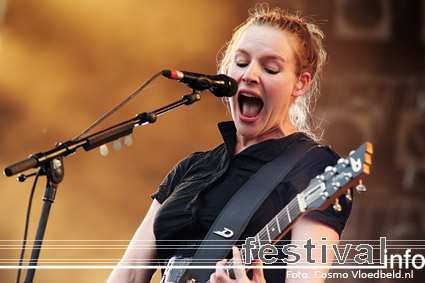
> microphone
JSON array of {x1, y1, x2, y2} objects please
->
[{"x1": 162, "y1": 69, "x2": 237, "y2": 97}]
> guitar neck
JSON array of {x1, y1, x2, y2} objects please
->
[
  {"x1": 224, "y1": 195, "x2": 304, "y2": 278},
  {"x1": 248, "y1": 195, "x2": 303, "y2": 253}
]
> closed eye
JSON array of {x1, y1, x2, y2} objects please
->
[
  {"x1": 265, "y1": 68, "x2": 279, "y2": 75},
  {"x1": 236, "y1": 62, "x2": 248, "y2": 68}
]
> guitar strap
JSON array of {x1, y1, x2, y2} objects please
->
[{"x1": 178, "y1": 138, "x2": 317, "y2": 283}]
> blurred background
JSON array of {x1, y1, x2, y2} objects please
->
[{"x1": 0, "y1": 0, "x2": 424, "y2": 282}]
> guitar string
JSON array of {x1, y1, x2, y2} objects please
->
[
  {"x1": 218, "y1": 198, "x2": 301, "y2": 278},
  {"x1": 256, "y1": 198, "x2": 299, "y2": 246}
]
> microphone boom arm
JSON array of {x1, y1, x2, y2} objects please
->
[{"x1": 4, "y1": 92, "x2": 201, "y2": 177}]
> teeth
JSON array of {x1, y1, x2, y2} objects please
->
[{"x1": 240, "y1": 92, "x2": 259, "y2": 99}]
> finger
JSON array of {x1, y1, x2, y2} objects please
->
[
  {"x1": 210, "y1": 271, "x2": 217, "y2": 283},
  {"x1": 215, "y1": 258, "x2": 229, "y2": 279},
  {"x1": 231, "y1": 246, "x2": 249, "y2": 280},
  {"x1": 252, "y1": 259, "x2": 265, "y2": 282}
]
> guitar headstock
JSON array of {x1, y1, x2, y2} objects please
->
[{"x1": 301, "y1": 142, "x2": 373, "y2": 212}]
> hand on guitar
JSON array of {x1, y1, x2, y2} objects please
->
[{"x1": 210, "y1": 246, "x2": 266, "y2": 283}]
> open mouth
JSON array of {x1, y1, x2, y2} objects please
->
[{"x1": 239, "y1": 92, "x2": 263, "y2": 119}]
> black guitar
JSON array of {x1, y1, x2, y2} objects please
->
[{"x1": 161, "y1": 142, "x2": 373, "y2": 283}]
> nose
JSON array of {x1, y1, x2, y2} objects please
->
[{"x1": 242, "y1": 63, "x2": 260, "y2": 84}]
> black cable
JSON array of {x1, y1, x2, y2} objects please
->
[
  {"x1": 72, "y1": 71, "x2": 164, "y2": 141},
  {"x1": 16, "y1": 168, "x2": 42, "y2": 283}
]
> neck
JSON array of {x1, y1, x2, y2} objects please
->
[{"x1": 234, "y1": 125, "x2": 299, "y2": 155}]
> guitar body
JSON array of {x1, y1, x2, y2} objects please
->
[{"x1": 160, "y1": 256, "x2": 193, "y2": 283}]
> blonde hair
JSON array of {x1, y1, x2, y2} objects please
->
[{"x1": 218, "y1": 4, "x2": 327, "y2": 140}]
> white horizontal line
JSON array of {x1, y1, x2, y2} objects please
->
[{"x1": 0, "y1": 264, "x2": 387, "y2": 270}]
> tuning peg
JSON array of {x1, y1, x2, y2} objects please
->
[
  {"x1": 113, "y1": 139, "x2": 122, "y2": 151},
  {"x1": 321, "y1": 190, "x2": 329, "y2": 198},
  {"x1": 337, "y1": 158, "x2": 350, "y2": 167},
  {"x1": 316, "y1": 174, "x2": 325, "y2": 182},
  {"x1": 333, "y1": 199, "x2": 342, "y2": 212},
  {"x1": 124, "y1": 134, "x2": 133, "y2": 146},
  {"x1": 325, "y1": 166, "x2": 337, "y2": 175},
  {"x1": 343, "y1": 172, "x2": 353, "y2": 180},
  {"x1": 332, "y1": 181, "x2": 341, "y2": 191},
  {"x1": 100, "y1": 144, "x2": 109, "y2": 156},
  {"x1": 356, "y1": 180, "x2": 367, "y2": 193},
  {"x1": 345, "y1": 189, "x2": 352, "y2": 203}
]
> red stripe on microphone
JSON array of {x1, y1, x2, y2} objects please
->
[{"x1": 169, "y1": 69, "x2": 179, "y2": 80}]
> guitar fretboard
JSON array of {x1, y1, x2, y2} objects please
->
[{"x1": 223, "y1": 192, "x2": 305, "y2": 279}]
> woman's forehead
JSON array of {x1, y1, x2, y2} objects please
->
[{"x1": 234, "y1": 25, "x2": 297, "y2": 61}]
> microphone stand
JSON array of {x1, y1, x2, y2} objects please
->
[
  {"x1": 4, "y1": 91, "x2": 201, "y2": 283},
  {"x1": 23, "y1": 155, "x2": 64, "y2": 283}
]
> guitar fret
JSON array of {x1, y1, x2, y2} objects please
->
[
  {"x1": 266, "y1": 225, "x2": 272, "y2": 243},
  {"x1": 257, "y1": 234, "x2": 262, "y2": 248},
  {"x1": 240, "y1": 249, "x2": 246, "y2": 266},
  {"x1": 286, "y1": 206, "x2": 292, "y2": 223},
  {"x1": 275, "y1": 215, "x2": 281, "y2": 233},
  {"x1": 297, "y1": 193, "x2": 306, "y2": 212}
]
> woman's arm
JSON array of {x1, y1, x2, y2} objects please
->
[
  {"x1": 285, "y1": 216, "x2": 339, "y2": 283},
  {"x1": 107, "y1": 199, "x2": 161, "y2": 283}
]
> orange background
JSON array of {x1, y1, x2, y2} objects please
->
[{"x1": 1, "y1": 1, "x2": 424, "y2": 282}]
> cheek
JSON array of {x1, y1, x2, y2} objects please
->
[
  {"x1": 227, "y1": 65, "x2": 242, "y2": 80},
  {"x1": 265, "y1": 80, "x2": 293, "y2": 105}
]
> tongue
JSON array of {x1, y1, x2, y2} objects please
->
[{"x1": 242, "y1": 101, "x2": 262, "y2": 118}]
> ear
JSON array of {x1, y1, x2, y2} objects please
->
[{"x1": 292, "y1": 72, "x2": 311, "y2": 97}]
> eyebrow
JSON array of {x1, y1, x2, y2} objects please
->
[{"x1": 234, "y1": 49, "x2": 286, "y2": 63}]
